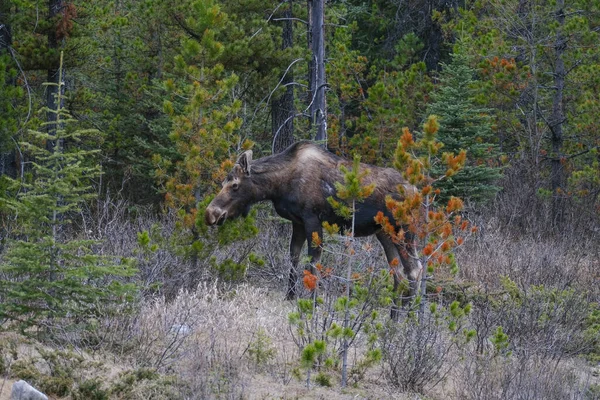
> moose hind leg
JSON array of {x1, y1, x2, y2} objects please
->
[{"x1": 286, "y1": 223, "x2": 306, "y2": 300}]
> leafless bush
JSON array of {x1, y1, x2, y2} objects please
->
[
  {"x1": 122, "y1": 282, "x2": 294, "y2": 396},
  {"x1": 467, "y1": 284, "x2": 596, "y2": 361},
  {"x1": 379, "y1": 307, "x2": 464, "y2": 394},
  {"x1": 78, "y1": 195, "x2": 194, "y2": 297},
  {"x1": 180, "y1": 329, "x2": 248, "y2": 399},
  {"x1": 129, "y1": 291, "x2": 202, "y2": 370},
  {"x1": 490, "y1": 161, "x2": 600, "y2": 237},
  {"x1": 490, "y1": 162, "x2": 553, "y2": 234},
  {"x1": 458, "y1": 220, "x2": 599, "y2": 299},
  {"x1": 80, "y1": 194, "x2": 265, "y2": 298},
  {"x1": 246, "y1": 215, "x2": 292, "y2": 288},
  {"x1": 453, "y1": 352, "x2": 597, "y2": 400},
  {"x1": 505, "y1": 288, "x2": 591, "y2": 359}
]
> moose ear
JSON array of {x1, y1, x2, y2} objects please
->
[{"x1": 236, "y1": 150, "x2": 253, "y2": 176}]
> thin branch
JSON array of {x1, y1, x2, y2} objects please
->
[
  {"x1": 304, "y1": 83, "x2": 330, "y2": 114},
  {"x1": 263, "y1": 58, "x2": 304, "y2": 116},
  {"x1": 8, "y1": 47, "x2": 33, "y2": 124},
  {"x1": 250, "y1": 58, "x2": 305, "y2": 129},
  {"x1": 252, "y1": 1, "x2": 308, "y2": 39},
  {"x1": 541, "y1": 145, "x2": 599, "y2": 162},
  {"x1": 249, "y1": 1, "x2": 287, "y2": 40},
  {"x1": 169, "y1": 12, "x2": 202, "y2": 41},
  {"x1": 565, "y1": 59, "x2": 583, "y2": 75},
  {"x1": 272, "y1": 17, "x2": 309, "y2": 25},
  {"x1": 324, "y1": 23, "x2": 348, "y2": 28},
  {"x1": 272, "y1": 113, "x2": 304, "y2": 154}
]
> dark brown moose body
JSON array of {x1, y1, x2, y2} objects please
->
[{"x1": 205, "y1": 141, "x2": 422, "y2": 316}]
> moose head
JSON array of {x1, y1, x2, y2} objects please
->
[{"x1": 204, "y1": 150, "x2": 254, "y2": 226}]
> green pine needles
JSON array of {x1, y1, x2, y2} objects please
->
[
  {"x1": 426, "y1": 52, "x2": 503, "y2": 204},
  {"x1": 0, "y1": 52, "x2": 138, "y2": 333}
]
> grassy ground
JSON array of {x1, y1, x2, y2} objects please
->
[{"x1": 1, "y1": 204, "x2": 598, "y2": 399}]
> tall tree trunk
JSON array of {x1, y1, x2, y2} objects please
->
[
  {"x1": 46, "y1": 0, "x2": 63, "y2": 146},
  {"x1": 0, "y1": 2, "x2": 17, "y2": 178},
  {"x1": 551, "y1": 0, "x2": 566, "y2": 227},
  {"x1": 0, "y1": 4, "x2": 10, "y2": 60},
  {"x1": 423, "y1": 0, "x2": 443, "y2": 71},
  {"x1": 272, "y1": 0, "x2": 295, "y2": 153},
  {"x1": 308, "y1": 0, "x2": 326, "y2": 145}
]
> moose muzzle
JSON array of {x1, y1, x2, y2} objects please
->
[{"x1": 205, "y1": 206, "x2": 228, "y2": 226}]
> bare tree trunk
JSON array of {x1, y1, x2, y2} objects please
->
[
  {"x1": 0, "y1": 7, "x2": 9, "y2": 50},
  {"x1": 272, "y1": 0, "x2": 295, "y2": 153},
  {"x1": 423, "y1": 0, "x2": 443, "y2": 71},
  {"x1": 46, "y1": 0, "x2": 63, "y2": 148},
  {"x1": 0, "y1": 3, "x2": 17, "y2": 178},
  {"x1": 550, "y1": 0, "x2": 566, "y2": 227},
  {"x1": 0, "y1": 4, "x2": 11, "y2": 70},
  {"x1": 308, "y1": 0, "x2": 326, "y2": 145}
]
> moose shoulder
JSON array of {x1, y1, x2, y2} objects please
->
[{"x1": 205, "y1": 141, "x2": 423, "y2": 307}]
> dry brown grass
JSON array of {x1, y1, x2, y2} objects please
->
[
  {"x1": 4, "y1": 199, "x2": 597, "y2": 399},
  {"x1": 102, "y1": 203, "x2": 599, "y2": 399},
  {"x1": 126, "y1": 281, "x2": 418, "y2": 399},
  {"x1": 457, "y1": 223, "x2": 599, "y2": 294}
]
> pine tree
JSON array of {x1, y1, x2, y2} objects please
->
[
  {"x1": 351, "y1": 34, "x2": 433, "y2": 165},
  {"x1": 80, "y1": 0, "x2": 177, "y2": 203},
  {"x1": 377, "y1": 116, "x2": 473, "y2": 316},
  {"x1": 326, "y1": 21, "x2": 368, "y2": 155},
  {"x1": 0, "y1": 38, "x2": 21, "y2": 179},
  {"x1": 0, "y1": 53, "x2": 137, "y2": 333},
  {"x1": 154, "y1": 1, "x2": 263, "y2": 290},
  {"x1": 327, "y1": 154, "x2": 375, "y2": 388},
  {"x1": 426, "y1": 52, "x2": 502, "y2": 203},
  {"x1": 453, "y1": 0, "x2": 600, "y2": 228}
]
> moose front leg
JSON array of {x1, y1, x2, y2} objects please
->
[
  {"x1": 398, "y1": 232, "x2": 423, "y2": 305},
  {"x1": 304, "y1": 216, "x2": 323, "y2": 272},
  {"x1": 286, "y1": 217, "x2": 322, "y2": 300},
  {"x1": 286, "y1": 222, "x2": 306, "y2": 300},
  {"x1": 376, "y1": 231, "x2": 403, "y2": 321}
]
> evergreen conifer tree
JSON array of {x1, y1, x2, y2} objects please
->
[
  {"x1": 0, "y1": 21, "x2": 21, "y2": 179},
  {"x1": 426, "y1": 52, "x2": 502, "y2": 203},
  {"x1": 0, "y1": 53, "x2": 137, "y2": 333}
]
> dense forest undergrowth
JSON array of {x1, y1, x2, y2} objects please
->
[
  {"x1": 0, "y1": 193, "x2": 598, "y2": 399},
  {"x1": 1, "y1": 0, "x2": 599, "y2": 398}
]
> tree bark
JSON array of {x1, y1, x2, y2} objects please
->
[
  {"x1": 308, "y1": 0, "x2": 326, "y2": 145},
  {"x1": 272, "y1": 0, "x2": 295, "y2": 153},
  {"x1": 46, "y1": 0, "x2": 63, "y2": 146},
  {"x1": 551, "y1": 0, "x2": 566, "y2": 227},
  {"x1": 423, "y1": 0, "x2": 443, "y2": 71},
  {"x1": 0, "y1": 2, "x2": 17, "y2": 178},
  {"x1": 0, "y1": 5, "x2": 10, "y2": 52}
]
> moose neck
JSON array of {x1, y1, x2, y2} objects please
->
[{"x1": 247, "y1": 151, "x2": 295, "y2": 203}]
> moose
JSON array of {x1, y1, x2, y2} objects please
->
[{"x1": 205, "y1": 141, "x2": 423, "y2": 312}]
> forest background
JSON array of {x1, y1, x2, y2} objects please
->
[{"x1": 0, "y1": 0, "x2": 599, "y2": 399}]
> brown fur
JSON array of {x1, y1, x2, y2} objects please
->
[{"x1": 205, "y1": 142, "x2": 422, "y2": 318}]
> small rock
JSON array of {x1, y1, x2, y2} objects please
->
[
  {"x1": 10, "y1": 380, "x2": 48, "y2": 400},
  {"x1": 170, "y1": 324, "x2": 192, "y2": 335}
]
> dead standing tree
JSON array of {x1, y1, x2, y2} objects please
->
[
  {"x1": 272, "y1": 0, "x2": 296, "y2": 153},
  {"x1": 270, "y1": 0, "x2": 328, "y2": 152},
  {"x1": 308, "y1": 0, "x2": 327, "y2": 145}
]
